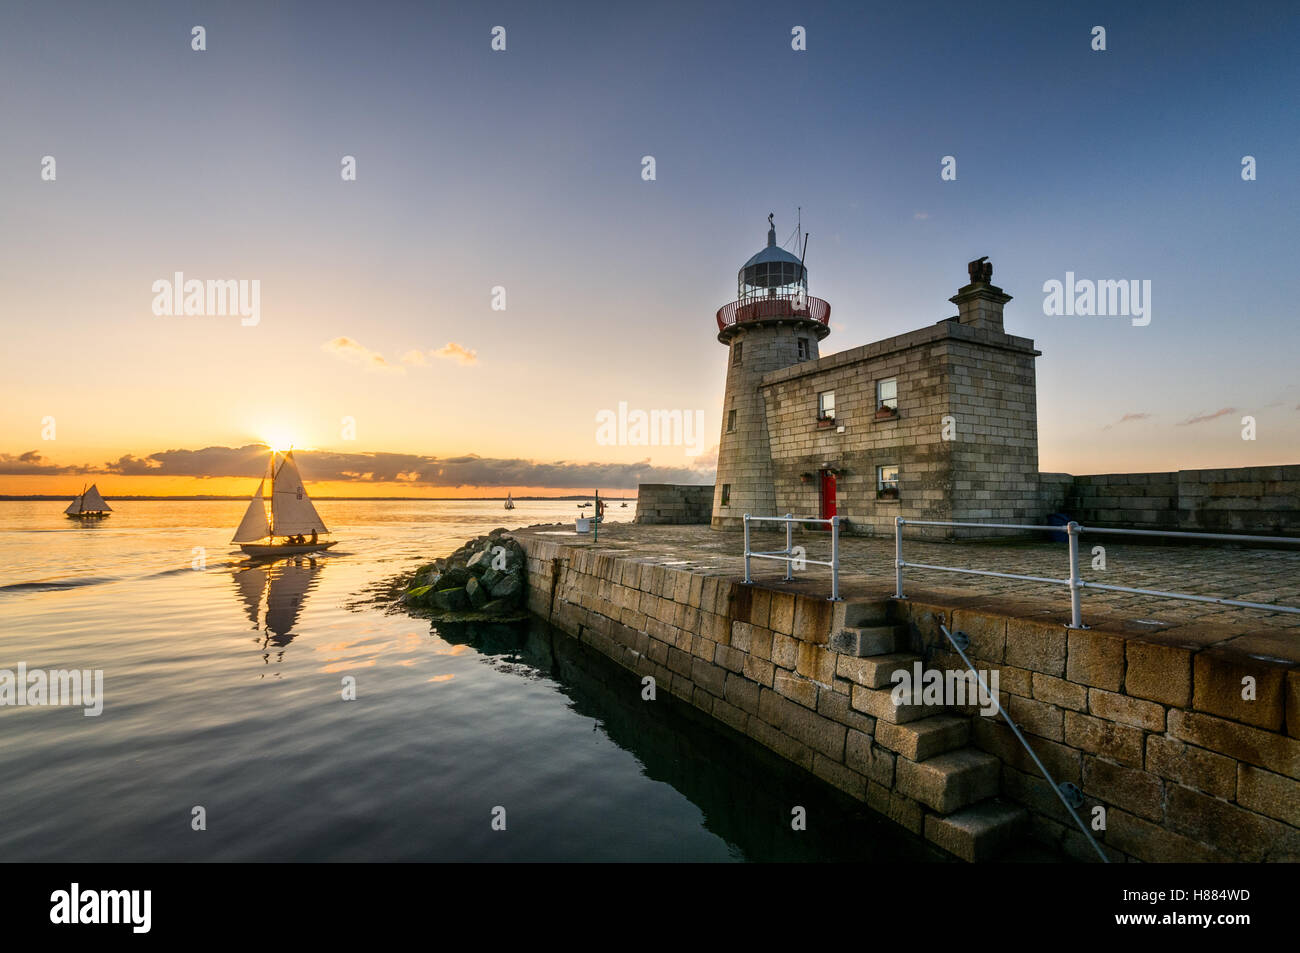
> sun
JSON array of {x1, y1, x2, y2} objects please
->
[{"x1": 261, "y1": 430, "x2": 297, "y2": 453}]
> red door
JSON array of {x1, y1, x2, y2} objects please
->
[{"x1": 819, "y1": 470, "x2": 837, "y2": 521}]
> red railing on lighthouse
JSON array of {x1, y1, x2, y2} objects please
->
[{"x1": 715, "y1": 293, "x2": 831, "y2": 332}]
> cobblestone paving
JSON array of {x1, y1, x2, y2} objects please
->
[{"x1": 518, "y1": 522, "x2": 1300, "y2": 635}]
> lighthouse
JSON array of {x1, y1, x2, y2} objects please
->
[{"x1": 711, "y1": 215, "x2": 831, "y2": 529}]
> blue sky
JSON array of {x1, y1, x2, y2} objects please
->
[{"x1": 1, "y1": 0, "x2": 1296, "y2": 491}]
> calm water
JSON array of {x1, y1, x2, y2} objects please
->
[{"x1": 0, "y1": 500, "x2": 943, "y2": 862}]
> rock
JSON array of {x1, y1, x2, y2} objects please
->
[
  {"x1": 465, "y1": 576, "x2": 490, "y2": 609},
  {"x1": 439, "y1": 566, "x2": 472, "y2": 589},
  {"x1": 488, "y1": 572, "x2": 522, "y2": 604},
  {"x1": 431, "y1": 586, "x2": 469, "y2": 611},
  {"x1": 404, "y1": 584, "x2": 433, "y2": 606},
  {"x1": 481, "y1": 565, "x2": 505, "y2": 591},
  {"x1": 400, "y1": 531, "x2": 528, "y2": 620},
  {"x1": 467, "y1": 549, "x2": 495, "y2": 574}
]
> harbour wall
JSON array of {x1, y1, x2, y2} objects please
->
[
  {"x1": 518, "y1": 530, "x2": 1300, "y2": 862},
  {"x1": 638, "y1": 463, "x2": 1300, "y2": 537},
  {"x1": 633, "y1": 484, "x2": 714, "y2": 525},
  {"x1": 1041, "y1": 464, "x2": 1300, "y2": 536}
]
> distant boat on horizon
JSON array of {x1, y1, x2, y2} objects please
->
[
  {"x1": 232, "y1": 449, "x2": 335, "y2": 557},
  {"x1": 65, "y1": 484, "x2": 112, "y2": 520},
  {"x1": 504, "y1": 492, "x2": 515, "y2": 510}
]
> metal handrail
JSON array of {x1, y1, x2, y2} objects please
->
[
  {"x1": 894, "y1": 517, "x2": 1300, "y2": 628},
  {"x1": 716, "y1": 294, "x2": 831, "y2": 331},
  {"x1": 939, "y1": 624, "x2": 1109, "y2": 863},
  {"x1": 743, "y1": 513, "x2": 841, "y2": 601}
]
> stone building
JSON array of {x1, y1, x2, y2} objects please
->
[{"x1": 711, "y1": 220, "x2": 1042, "y2": 538}]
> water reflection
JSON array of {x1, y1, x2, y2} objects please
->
[
  {"x1": 231, "y1": 558, "x2": 325, "y2": 662},
  {"x1": 430, "y1": 617, "x2": 950, "y2": 862}
]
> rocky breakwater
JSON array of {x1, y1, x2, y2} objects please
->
[{"x1": 401, "y1": 529, "x2": 527, "y2": 621}]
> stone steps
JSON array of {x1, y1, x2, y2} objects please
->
[
  {"x1": 876, "y1": 714, "x2": 971, "y2": 762},
  {"x1": 923, "y1": 800, "x2": 1029, "y2": 862},
  {"x1": 836, "y1": 651, "x2": 921, "y2": 688},
  {"x1": 895, "y1": 748, "x2": 1000, "y2": 814},
  {"x1": 849, "y1": 683, "x2": 930, "y2": 723},
  {"x1": 831, "y1": 624, "x2": 906, "y2": 657},
  {"x1": 836, "y1": 599, "x2": 1020, "y2": 859},
  {"x1": 832, "y1": 600, "x2": 893, "y2": 630}
]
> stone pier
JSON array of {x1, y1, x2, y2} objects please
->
[{"x1": 515, "y1": 521, "x2": 1300, "y2": 862}]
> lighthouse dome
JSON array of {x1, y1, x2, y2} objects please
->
[
  {"x1": 741, "y1": 243, "x2": 805, "y2": 271},
  {"x1": 738, "y1": 216, "x2": 808, "y2": 297}
]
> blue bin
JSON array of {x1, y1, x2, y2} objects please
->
[{"x1": 1047, "y1": 513, "x2": 1071, "y2": 543}]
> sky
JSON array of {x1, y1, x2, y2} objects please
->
[{"x1": 1, "y1": 0, "x2": 1297, "y2": 497}]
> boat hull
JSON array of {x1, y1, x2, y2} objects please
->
[
  {"x1": 66, "y1": 512, "x2": 110, "y2": 520},
  {"x1": 239, "y1": 541, "x2": 336, "y2": 557}
]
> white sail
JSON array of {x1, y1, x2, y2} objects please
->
[
  {"x1": 66, "y1": 485, "x2": 110, "y2": 514},
  {"x1": 270, "y1": 452, "x2": 328, "y2": 536},
  {"x1": 80, "y1": 485, "x2": 111, "y2": 512},
  {"x1": 232, "y1": 481, "x2": 270, "y2": 543}
]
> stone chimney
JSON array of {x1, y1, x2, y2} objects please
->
[{"x1": 949, "y1": 256, "x2": 1011, "y2": 333}]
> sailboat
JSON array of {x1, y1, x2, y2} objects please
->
[
  {"x1": 504, "y1": 492, "x2": 515, "y2": 510},
  {"x1": 232, "y1": 449, "x2": 336, "y2": 557},
  {"x1": 65, "y1": 484, "x2": 112, "y2": 519}
]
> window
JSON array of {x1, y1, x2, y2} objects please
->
[
  {"x1": 877, "y1": 465, "x2": 900, "y2": 499},
  {"x1": 797, "y1": 338, "x2": 810, "y2": 361},
  {"x1": 733, "y1": 342, "x2": 743, "y2": 365},
  {"x1": 817, "y1": 390, "x2": 835, "y2": 421},
  {"x1": 721, "y1": 484, "x2": 731, "y2": 506},
  {"x1": 877, "y1": 378, "x2": 898, "y2": 412},
  {"x1": 726, "y1": 409, "x2": 736, "y2": 433}
]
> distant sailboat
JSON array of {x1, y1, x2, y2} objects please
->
[
  {"x1": 504, "y1": 492, "x2": 515, "y2": 510},
  {"x1": 65, "y1": 484, "x2": 112, "y2": 520},
  {"x1": 232, "y1": 449, "x2": 336, "y2": 557}
]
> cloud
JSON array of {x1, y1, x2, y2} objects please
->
[
  {"x1": 89, "y1": 444, "x2": 713, "y2": 489},
  {"x1": 103, "y1": 445, "x2": 268, "y2": 478},
  {"x1": 0, "y1": 451, "x2": 74, "y2": 475},
  {"x1": 321, "y1": 337, "x2": 403, "y2": 373},
  {"x1": 434, "y1": 342, "x2": 478, "y2": 366},
  {"x1": 395, "y1": 343, "x2": 479, "y2": 367},
  {"x1": 1177, "y1": 407, "x2": 1236, "y2": 427},
  {"x1": 913, "y1": 211, "x2": 930, "y2": 220},
  {"x1": 1102, "y1": 412, "x2": 1152, "y2": 430}
]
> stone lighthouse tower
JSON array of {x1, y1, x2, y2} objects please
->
[{"x1": 711, "y1": 216, "x2": 831, "y2": 529}]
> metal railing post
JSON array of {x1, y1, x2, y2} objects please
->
[
  {"x1": 743, "y1": 514, "x2": 752, "y2": 584},
  {"x1": 894, "y1": 516, "x2": 905, "y2": 599},
  {"x1": 1067, "y1": 521, "x2": 1083, "y2": 629},
  {"x1": 784, "y1": 513, "x2": 793, "y2": 581},
  {"x1": 829, "y1": 516, "x2": 840, "y2": 601}
]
